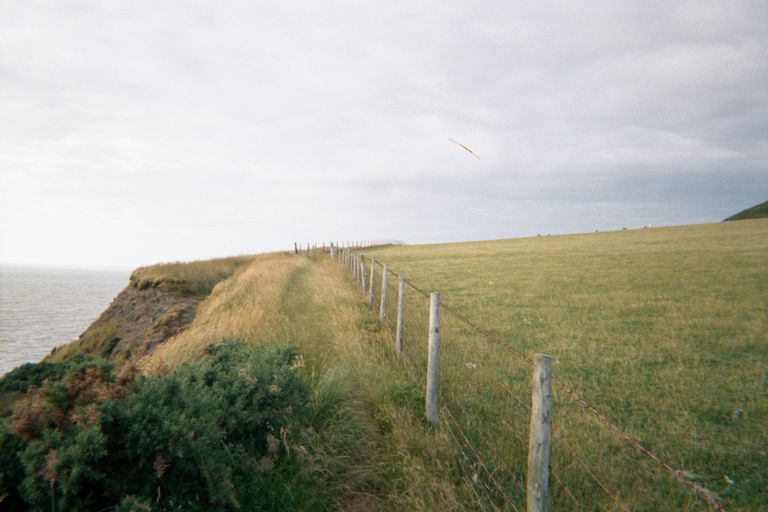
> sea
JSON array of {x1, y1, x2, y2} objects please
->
[{"x1": 0, "y1": 265, "x2": 129, "y2": 376}]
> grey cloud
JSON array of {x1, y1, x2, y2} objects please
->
[{"x1": 1, "y1": 0, "x2": 766, "y2": 267}]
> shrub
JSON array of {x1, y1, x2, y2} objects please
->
[
  {"x1": 1, "y1": 340, "x2": 314, "y2": 511},
  {"x1": 0, "y1": 362, "x2": 67, "y2": 393}
]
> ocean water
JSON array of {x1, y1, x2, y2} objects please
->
[{"x1": 0, "y1": 265, "x2": 128, "y2": 376}]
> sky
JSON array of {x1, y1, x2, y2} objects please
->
[{"x1": 1, "y1": 1, "x2": 766, "y2": 269}]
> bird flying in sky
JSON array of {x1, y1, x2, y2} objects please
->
[{"x1": 448, "y1": 138, "x2": 480, "y2": 159}]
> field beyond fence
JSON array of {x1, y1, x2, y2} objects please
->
[{"x1": 301, "y1": 220, "x2": 767, "y2": 511}]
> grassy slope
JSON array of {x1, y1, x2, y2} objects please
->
[
  {"x1": 147, "y1": 255, "x2": 391, "y2": 507},
  {"x1": 147, "y1": 254, "x2": 507, "y2": 510},
  {"x1": 364, "y1": 220, "x2": 768, "y2": 510},
  {"x1": 724, "y1": 200, "x2": 768, "y2": 221}
]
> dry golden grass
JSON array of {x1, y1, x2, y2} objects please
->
[
  {"x1": 145, "y1": 254, "x2": 302, "y2": 372},
  {"x1": 291, "y1": 257, "x2": 476, "y2": 510},
  {"x1": 130, "y1": 254, "x2": 258, "y2": 296}
]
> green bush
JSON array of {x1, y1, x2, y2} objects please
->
[
  {"x1": 0, "y1": 362, "x2": 67, "y2": 393},
  {"x1": 0, "y1": 356, "x2": 114, "y2": 395},
  {"x1": 101, "y1": 337, "x2": 121, "y2": 358},
  {"x1": 1, "y1": 341, "x2": 315, "y2": 511}
]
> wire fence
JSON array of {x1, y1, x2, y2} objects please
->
[{"x1": 313, "y1": 244, "x2": 726, "y2": 511}]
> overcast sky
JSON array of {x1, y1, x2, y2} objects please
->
[{"x1": 1, "y1": 1, "x2": 766, "y2": 269}]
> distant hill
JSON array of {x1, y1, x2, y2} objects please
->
[{"x1": 724, "y1": 200, "x2": 768, "y2": 221}]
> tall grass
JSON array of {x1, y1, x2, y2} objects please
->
[{"x1": 145, "y1": 255, "x2": 390, "y2": 508}]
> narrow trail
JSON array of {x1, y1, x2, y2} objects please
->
[
  {"x1": 271, "y1": 257, "x2": 392, "y2": 510},
  {"x1": 145, "y1": 254, "x2": 464, "y2": 510}
]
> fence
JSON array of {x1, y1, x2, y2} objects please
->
[
  {"x1": 307, "y1": 244, "x2": 726, "y2": 511},
  {"x1": 292, "y1": 240, "x2": 403, "y2": 257}
]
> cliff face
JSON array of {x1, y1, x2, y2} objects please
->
[
  {"x1": 90, "y1": 282, "x2": 199, "y2": 358},
  {"x1": 47, "y1": 255, "x2": 257, "y2": 364},
  {"x1": 47, "y1": 278, "x2": 200, "y2": 364}
]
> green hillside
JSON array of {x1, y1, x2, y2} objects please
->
[{"x1": 724, "y1": 199, "x2": 768, "y2": 221}]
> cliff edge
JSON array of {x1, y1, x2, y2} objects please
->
[{"x1": 47, "y1": 255, "x2": 256, "y2": 364}]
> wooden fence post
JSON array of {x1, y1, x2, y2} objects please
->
[
  {"x1": 426, "y1": 292, "x2": 441, "y2": 425},
  {"x1": 396, "y1": 275, "x2": 405, "y2": 355},
  {"x1": 368, "y1": 257, "x2": 375, "y2": 307},
  {"x1": 527, "y1": 354, "x2": 553, "y2": 512},
  {"x1": 379, "y1": 264, "x2": 389, "y2": 324},
  {"x1": 360, "y1": 258, "x2": 367, "y2": 292}
]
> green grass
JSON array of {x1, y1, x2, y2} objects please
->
[
  {"x1": 724, "y1": 200, "x2": 768, "y2": 221},
  {"x1": 362, "y1": 220, "x2": 768, "y2": 510}
]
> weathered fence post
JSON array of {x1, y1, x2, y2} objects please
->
[
  {"x1": 379, "y1": 264, "x2": 389, "y2": 324},
  {"x1": 294, "y1": 242, "x2": 298, "y2": 255},
  {"x1": 426, "y1": 292, "x2": 441, "y2": 425},
  {"x1": 527, "y1": 354, "x2": 553, "y2": 512},
  {"x1": 360, "y1": 257, "x2": 367, "y2": 292},
  {"x1": 396, "y1": 275, "x2": 405, "y2": 355},
  {"x1": 368, "y1": 257, "x2": 375, "y2": 307}
]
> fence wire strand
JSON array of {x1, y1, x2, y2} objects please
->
[{"x1": 329, "y1": 249, "x2": 725, "y2": 511}]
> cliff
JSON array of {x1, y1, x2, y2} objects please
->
[{"x1": 46, "y1": 255, "x2": 256, "y2": 364}]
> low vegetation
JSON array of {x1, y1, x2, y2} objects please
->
[
  {"x1": 130, "y1": 255, "x2": 257, "y2": 296},
  {"x1": 0, "y1": 340, "x2": 368, "y2": 511},
  {"x1": 366, "y1": 220, "x2": 768, "y2": 510}
]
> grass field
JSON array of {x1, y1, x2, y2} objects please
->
[
  {"x1": 134, "y1": 220, "x2": 766, "y2": 509},
  {"x1": 361, "y1": 219, "x2": 767, "y2": 510}
]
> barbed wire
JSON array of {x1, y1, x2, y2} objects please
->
[{"x1": 331, "y1": 249, "x2": 726, "y2": 511}]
